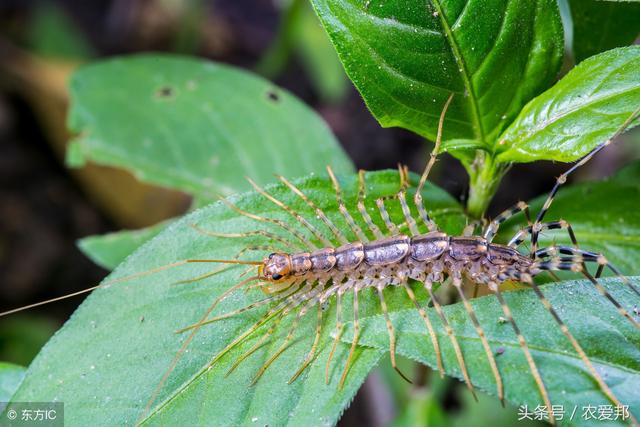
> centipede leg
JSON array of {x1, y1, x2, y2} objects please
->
[
  {"x1": 189, "y1": 223, "x2": 299, "y2": 251},
  {"x1": 489, "y1": 283, "x2": 554, "y2": 422},
  {"x1": 326, "y1": 166, "x2": 369, "y2": 242},
  {"x1": 452, "y1": 277, "x2": 503, "y2": 404},
  {"x1": 326, "y1": 290, "x2": 344, "y2": 384},
  {"x1": 424, "y1": 280, "x2": 477, "y2": 401},
  {"x1": 376, "y1": 285, "x2": 412, "y2": 383},
  {"x1": 289, "y1": 303, "x2": 324, "y2": 383},
  {"x1": 402, "y1": 282, "x2": 444, "y2": 377},
  {"x1": 526, "y1": 276, "x2": 637, "y2": 425},
  {"x1": 339, "y1": 286, "x2": 360, "y2": 389},
  {"x1": 357, "y1": 170, "x2": 385, "y2": 239}
]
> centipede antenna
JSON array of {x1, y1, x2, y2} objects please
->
[
  {"x1": 247, "y1": 177, "x2": 334, "y2": 248},
  {"x1": 189, "y1": 223, "x2": 299, "y2": 251},
  {"x1": 415, "y1": 93, "x2": 454, "y2": 232},
  {"x1": 326, "y1": 166, "x2": 369, "y2": 242}
]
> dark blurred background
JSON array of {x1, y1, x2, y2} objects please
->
[{"x1": 0, "y1": 1, "x2": 636, "y2": 425}]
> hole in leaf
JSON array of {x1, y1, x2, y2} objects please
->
[{"x1": 266, "y1": 90, "x2": 280, "y2": 102}]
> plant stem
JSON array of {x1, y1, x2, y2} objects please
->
[{"x1": 466, "y1": 151, "x2": 505, "y2": 219}]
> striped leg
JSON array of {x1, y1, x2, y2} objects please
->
[
  {"x1": 403, "y1": 282, "x2": 444, "y2": 377},
  {"x1": 530, "y1": 107, "x2": 640, "y2": 256},
  {"x1": 376, "y1": 284, "x2": 412, "y2": 383},
  {"x1": 326, "y1": 166, "x2": 369, "y2": 242},
  {"x1": 277, "y1": 174, "x2": 349, "y2": 245},
  {"x1": 326, "y1": 290, "x2": 344, "y2": 384},
  {"x1": 414, "y1": 93, "x2": 454, "y2": 232},
  {"x1": 534, "y1": 247, "x2": 640, "y2": 327},
  {"x1": 190, "y1": 223, "x2": 299, "y2": 251},
  {"x1": 452, "y1": 277, "x2": 503, "y2": 404},
  {"x1": 247, "y1": 177, "x2": 333, "y2": 247},
  {"x1": 424, "y1": 280, "x2": 477, "y2": 400},
  {"x1": 220, "y1": 196, "x2": 317, "y2": 250},
  {"x1": 483, "y1": 201, "x2": 530, "y2": 242},
  {"x1": 488, "y1": 283, "x2": 554, "y2": 422},
  {"x1": 339, "y1": 285, "x2": 361, "y2": 388},
  {"x1": 289, "y1": 303, "x2": 324, "y2": 383},
  {"x1": 358, "y1": 170, "x2": 385, "y2": 239},
  {"x1": 523, "y1": 274, "x2": 638, "y2": 426},
  {"x1": 509, "y1": 220, "x2": 577, "y2": 249}
]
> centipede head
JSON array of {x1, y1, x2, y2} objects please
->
[{"x1": 260, "y1": 252, "x2": 293, "y2": 283}]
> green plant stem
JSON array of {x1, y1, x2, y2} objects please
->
[
  {"x1": 255, "y1": 0, "x2": 304, "y2": 77},
  {"x1": 466, "y1": 151, "x2": 506, "y2": 219}
]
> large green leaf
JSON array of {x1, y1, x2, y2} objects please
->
[
  {"x1": 345, "y1": 277, "x2": 640, "y2": 426},
  {"x1": 498, "y1": 161, "x2": 640, "y2": 274},
  {"x1": 310, "y1": 0, "x2": 563, "y2": 145},
  {"x1": 10, "y1": 171, "x2": 466, "y2": 426},
  {"x1": 496, "y1": 46, "x2": 640, "y2": 163},
  {"x1": 0, "y1": 363, "x2": 25, "y2": 402},
  {"x1": 67, "y1": 54, "x2": 354, "y2": 201},
  {"x1": 569, "y1": 0, "x2": 640, "y2": 63}
]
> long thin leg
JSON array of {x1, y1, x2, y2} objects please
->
[
  {"x1": 414, "y1": 93, "x2": 454, "y2": 232},
  {"x1": 489, "y1": 283, "x2": 554, "y2": 421},
  {"x1": 376, "y1": 196, "x2": 401, "y2": 235},
  {"x1": 326, "y1": 166, "x2": 369, "y2": 242},
  {"x1": 376, "y1": 285, "x2": 412, "y2": 383},
  {"x1": 225, "y1": 312, "x2": 286, "y2": 376},
  {"x1": 534, "y1": 249, "x2": 639, "y2": 327},
  {"x1": 452, "y1": 277, "x2": 503, "y2": 404},
  {"x1": 357, "y1": 170, "x2": 385, "y2": 239},
  {"x1": 277, "y1": 175, "x2": 349, "y2": 245},
  {"x1": 525, "y1": 275, "x2": 638, "y2": 426},
  {"x1": 325, "y1": 290, "x2": 344, "y2": 384},
  {"x1": 247, "y1": 177, "x2": 333, "y2": 247},
  {"x1": 139, "y1": 274, "x2": 260, "y2": 421},
  {"x1": 424, "y1": 281, "x2": 477, "y2": 400},
  {"x1": 339, "y1": 286, "x2": 360, "y2": 388},
  {"x1": 289, "y1": 303, "x2": 324, "y2": 383},
  {"x1": 530, "y1": 107, "x2": 640, "y2": 255},
  {"x1": 220, "y1": 196, "x2": 317, "y2": 250},
  {"x1": 483, "y1": 201, "x2": 530, "y2": 242},
  {"x1": 190, "y1": 223, "x2": 299, "y2": 251},
  {"x1": 509, "y1": 220, "x2": 577, "y2": 248},
  {"x1": 402, "y1": 282, "x2": 444, "y2": 377}
]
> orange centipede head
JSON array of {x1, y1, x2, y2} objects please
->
[{"x1": 261, "y1": 252, "x2": 293, "y2": 283}]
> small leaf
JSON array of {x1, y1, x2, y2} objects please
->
[
  {"x1": 345, "y1": 277, "x2": 640, "y2": 425},
  {"x1": 67, "y1": 54, "x2": 354, "y2": 200},
  {"x1": 77, "y1": 221, "x2": 170, "y2": 270},
  {"x1": 0, "y1": 363, "x2": 26, "y2": 402},
  {"x1": 496, "y1": 46, "x2": 640, "y2": 163},
  {"x1": 11, "y1": 171, "x2": 466, "y2": 425},
  {"x1": 310, "y1": 0, "x2": 563, "y2": 145},
  {"x1": 569, "y1": 0, "x2": 640, "y2": 63},
  {"x1": 498, "y1": 162, "x2": 640, "y2": 274}
]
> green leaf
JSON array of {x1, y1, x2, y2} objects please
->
[
  {"x1": 496, "y1": 46, "x2": 640, "y2": 163},
  {"x1": 344, "y1": 277, "x2": 640, "y2": 425},
  {"x1": 11, "y1": 171, "x2": 466, "y2": 425},
  {"x1": 0, "y1": 363, "x2": 26, "y2": 402},
  {"x1": 498, "y1": 162, "x2": 640, "y2": 274},
  {"x1": 67, "y1": 54, "x2": 354, "y2": 201},
  {"x1": 77, "y1": 221, "x2": 170, "y2": 270},
  {"x1": 569, "y1": 0, "x2": 640, "y2": 63},
  {"x1": 310, "y1": 0, "x2": 563, "y2": 145}
]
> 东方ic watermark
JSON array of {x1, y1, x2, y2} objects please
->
[{"x1": 0, "y1": 402, "x2": 63, "y2": 427}]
